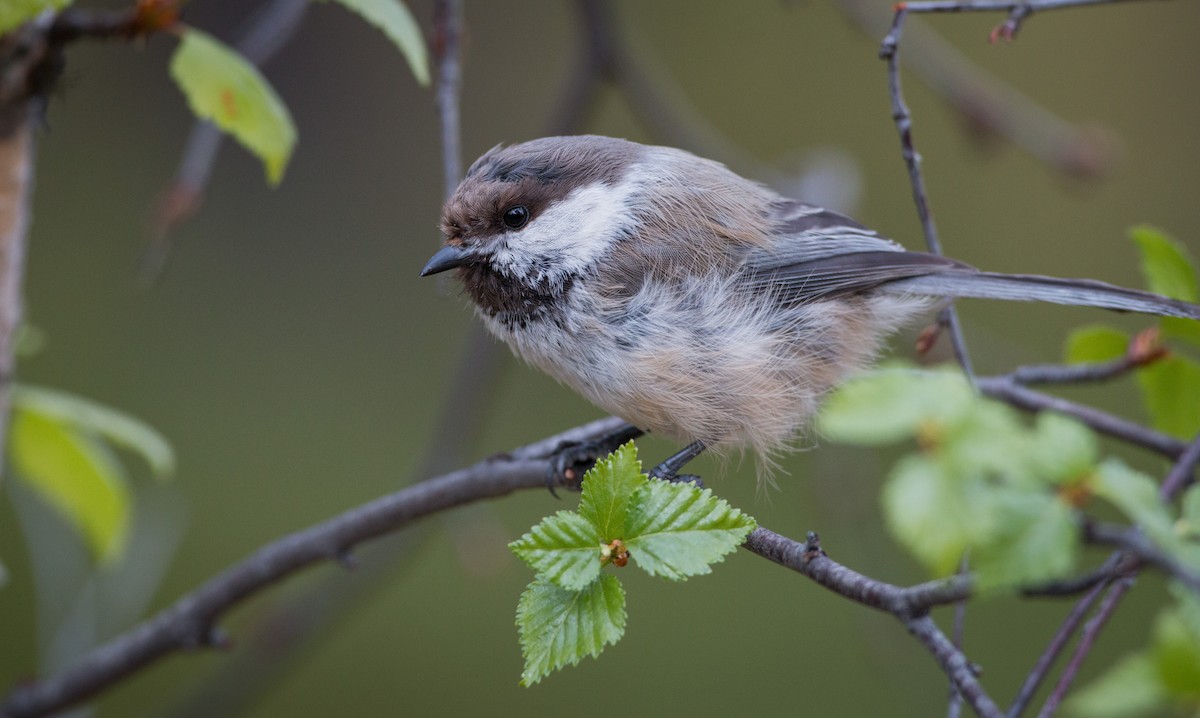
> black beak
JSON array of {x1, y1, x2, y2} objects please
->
[{"x1": 420, "y1": 244, "x2": 473, "y2": 277}]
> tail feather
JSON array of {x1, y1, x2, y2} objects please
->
[{"x1": 882, "y1": 270, "x2": 1200, "y2": 320}]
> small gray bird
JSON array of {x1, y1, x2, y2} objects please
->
[{"x1": 421, "y1": 135, "x2": 1198, "y2": 474}]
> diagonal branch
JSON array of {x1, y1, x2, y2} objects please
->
[
  {"x1": 0, "y1": 417, "x2": 627, "y2": 718},
  {"x1": 743, "y1": 530, "x2": 1001, "y2": 718}
]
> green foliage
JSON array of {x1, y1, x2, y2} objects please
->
[
  {"x1": 1132, "y1": 225, "x2": 1198, "y2": 304},
  {"x1": 819, "y1": 366, "x2": 1199, "y2": 590},
  {"x1": 8, "y1": 386, "x2": 174, "y2": 563},
  {"x1": 0, "y1": 0, "x2": 72, "y2": 35},
  {"x1": 1064, "y1": 325, "x2": 1128, "y2": 365},
  {"x1": 510, "y1": 442, "x2": 756, "y2": 684},
  {"x1": 313, "y1": 0, "x2": 430, "y2": 86},
  {"x1": 1063, "y1": 226, "x2": 1200, "y2": 438},
  {"x1": 10, "y1": 410, "x2": 130, "y2": 563},
  {"x1": 623, "y1": 480, "x2": 753, "y2": 580},
  {"x1": 169, "y1": 28, "x2": 297, "y2": 185},
  {"x1": 1070, "y1": 587, "x2": 1200, "y2": 717},
  {"x1": 14, "y1": 385, "x2": 174, "y2": 478},
  {"x1": 516, "y1": 575, "x2": 625, "y2": 687},
  {"x1": 509, "y1": 511, "x2": 601, "y2": 591}
]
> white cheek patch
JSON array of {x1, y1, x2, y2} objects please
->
[{"x1": 491, "y1": 171, "x2": 644, "y2": 281}]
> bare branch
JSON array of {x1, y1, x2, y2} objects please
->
[
  {"x1": 879, "y1": 8, "x2": 976, "y2": 381},
  {"x1": 976, "y1": 375, "x2": 1188, "y2": 459},
  {"x1": 1035, "y1": 577, "x2": 1136, "y2": 718}
]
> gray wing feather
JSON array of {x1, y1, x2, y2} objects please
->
[{"x1": 746, "y1": 201, "x2": 1200, "y2": 319}]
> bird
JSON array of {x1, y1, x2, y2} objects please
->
[{"x1": 420, "y1": 135, "x2": 1199, "y2": 479}]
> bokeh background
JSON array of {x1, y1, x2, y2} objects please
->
[{"x1": 2, "y1": 1, "x2": 1199, "y2": 715}]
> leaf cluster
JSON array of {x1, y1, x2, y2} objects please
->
[{"x1": 509, "y1": 443, "x2": 756, "y2": 685}]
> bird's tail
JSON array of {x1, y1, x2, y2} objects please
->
[{"x1": 881, "y1": 270, "x2": 1200, "y2": 320}]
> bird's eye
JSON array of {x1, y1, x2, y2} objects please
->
[{"x1": 502, "y1": 205, "x2": 530, "y2": 230}]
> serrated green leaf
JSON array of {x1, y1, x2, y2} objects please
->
[
  {"x1": 1093, "y1": 459, "x2": 1179, "y2": 555},
  {"x1": 169, "y1": 28, "x2": 297, "y2": 185},
  {"x1": 973, "y1": 493, "x2": 1079, "y2": 590},
  {"x1": 1067, "y1": 654, "x2": 1167, "y2": 718},
  {"x1": 13, "y1": 385, "x2": 174, "y2": 479},
  {"x1": 1136, "y1": 355, "x2": 1200, "y2": 439},
  {"x1": 1028, "y1": 413, "x2": 1098, "y2": 486},
  {"x1": 622, "y1": 480, "x2": 756, "y2": 581},
  {"x1": 1064, "y1": 325, "x2": 1129, "y2": 364},
  {"x1": 517, "y1": 575, "x2": 625, "y2": 686},
  {"x1": 1132, "y1": 226, "x2": 1198, "y2": 304},
  {"x1": 577, "y1": 442, "x2": 645, "y2": 541},
  {"x1": 0, "y1": 0, "x2": 72, "y2": 35},
  {"x1": 313, "y1": 0, "x2": 429, "y2": 85},
  {"x1": 9, "y1": 410, "x2": 130, "y2": 563},
  {"x1": 509, "y1": 511, "x2": 601, "y2": 591},
  {"x1": 819, "y1": 366, "x2": 975, "y2": 445}
]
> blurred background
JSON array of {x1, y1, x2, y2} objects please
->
[{"x1": 2, "y1": 0, "x2": 1199, "y2": 715}]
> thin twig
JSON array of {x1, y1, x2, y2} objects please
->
[
  {"x1": 1085, "y1": 522, "x2": 1200, "y2": 593},
  {"x1": 880, "y1": 8, "x2": 976, "y2": 382},
  {"x1": 742, "y1": 529, "x2": 1001, "y2": 718},
  {"x1": 1035, "y1": 577, "x2": 1136, "y2": 718},
  {"x1": 835, "y1": 0, "x2": 1114, "y2": 179},
  {"x1": 1157, "y1": 431, "x2": 1200, "y2": 501},
  {"x1": 1006, "y1": 575, "x2": 1113, "y2": 717},
  {"x1": 976, "y1": 375, "x2": 1188, "y2": 459}
]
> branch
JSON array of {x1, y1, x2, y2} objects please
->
[
  {"x1": 976, "y1": 375, "x2": 1188, "y2": 459},
  {"x1": 0, "y1": 417, "x2": 627, "y2": 718},
  {"x1": 879, "y1": 7, "x2": 975, "y2": 380},
  {"x1": 1035, "y1": 577, "x2": 1136, "y2": 718},
  {"x1": 743, "y1": 530, "x2": 1001, "y2": 718},
  {"x1": 832, "y1": 0, "x2": 1114, "y2": 178},
  {"x1": 1007, "y1": 575, "x2": 1114, "y2": 717}
]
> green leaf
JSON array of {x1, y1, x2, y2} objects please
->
[
  {"x1": 1093, "y1": 460, "x2": 1179, "y2": 554},
  {"x1": 1132, "y1": 226, "x2": 1198, "y2": 303},
  {"x1": 169, "y1": 28, "x2": 297, "y2": 185},
  {"x1": 1028, "y1": 413, "x2": 1098, "y2": 486},
  {"x1": 0, "y1": 0, "x2": 72, "y2": 35},
  {"x1": 0, "y1": 557, "x2": 7, "y2": 588},
  {"x1": 314, "y1": 0, "x2": 429, "y2": 85},
  {"x1": 576, "y1": 442, "x2": 645, "y2": 541},
  {"x1": 1063, "y1": 325, "x2": 1128, "y2": 365},
  {"x1": 1067, "y1": 654, "x2": 1167, "y2": 718},
  {"x1": 517, "y1": 575, "x2": 625, "y2": 686},
  {"x1": 882, "y1": 455, "x2": 991, "y2": 575},
  {"x1": 972, "y1": 493, "x2": 1079, "y2": 590},
  {"x1": 13, "y1": 385, "x2": 174, "y2": 479},
  {"x1": 819, "y1": 366, "x2": 975, "y2": 445},
  {"x1": 9, "y1": 409, "x2": 131, "y2": 563},
  {"x1": 1154, "y1": 605, "x2": 1200, "y2": 701},
  {"x1": 622, "y1": 480, "x2": 756, "y2": 581},
  {"x1": 1135, "y1": 355, "x2": 1200, "y2": 439},
  {"x1": 509, "y1": 511, "x2": 601, "y2": 591}
]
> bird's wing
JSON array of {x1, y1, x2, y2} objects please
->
[{"x1": 743, "y1": 200, "x2": 967, "y2": 302}]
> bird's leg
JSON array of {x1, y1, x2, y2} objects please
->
[
  {"x1": 547, "y1": 423, "x2": 645, "y2": 495},
  {"x1": 649, "y1": 441, "x2": 707, "y2": 487}
]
